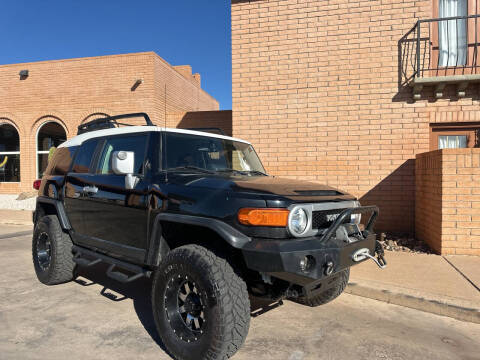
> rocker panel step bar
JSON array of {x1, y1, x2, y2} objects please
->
[{"x1": 72, "y1": 245, "x2": 151, "y2": 283}]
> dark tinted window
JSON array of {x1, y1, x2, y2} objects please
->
[
  {"x1": 72, "y1": 139, "x2": 98, "y2": 173},
  {"x1": 43, "y1": 147, "x2": 77, "y2": 176},
  {"x1": 97, "y1": 134, "x2": 148, "y2": 175}
]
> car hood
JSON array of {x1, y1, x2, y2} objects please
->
[{"x1": 166, "y1": 173, "x2": 356, "y2": 202}]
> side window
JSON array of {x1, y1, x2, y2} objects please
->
[
  {"x1": 44, "y1": 146, "x2": 77, "y2": 176},
  {"x1": 97, "y1": 134, "x2": 148, "y2": 175},
  {"x1": 72, "y1": 139, "x2": 99, "y2": 173}
]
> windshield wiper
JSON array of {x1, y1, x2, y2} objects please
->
[
  {"x1": 168, "y1": 166, "x2": 214, "y2": 174},
  {"x1": 217, "y1": 169, "x2": 268, "y2": 176},
  {"x1": 247, "y1": 170, "x2": 268, "y2": 176}
]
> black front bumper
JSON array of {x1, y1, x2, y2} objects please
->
[{"x1": 241, "y1": 206, "x2": 380, "y2": 287}]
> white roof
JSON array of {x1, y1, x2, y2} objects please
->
[{"x1": 59, "y1": 126, "x2": 251, "y2": 148}]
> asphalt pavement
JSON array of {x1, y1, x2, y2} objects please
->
[{"x1": 1, "y1": 225, "x2": 479, "y2": 360}]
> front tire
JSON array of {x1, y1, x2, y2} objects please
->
[
  {"x1": 32, "y1": 215, "x2": 75, "y2": 285},
  {"x1": 152, "y1": 245, "x2": 250, "y2": 360}
]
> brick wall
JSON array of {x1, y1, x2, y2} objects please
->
[
  {"x1": 0, "y1": 52, "x2": 219, "y2": 194},
  {"x1": 231, "y1": 0, "x2": 480, "y2": 234},
  {"x1": 415, "y1": 150, "x2": 443, "y2": 253},
  {"x1": 166, "y1": 110, "x2": 233, "y2": 136},
  {"x1": 416, "y1": 149, "x2": 480, "y2": 255}
]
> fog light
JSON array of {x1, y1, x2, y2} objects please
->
[{"x1": 299, "y1": 255, "x2": 316, "y2": 273}]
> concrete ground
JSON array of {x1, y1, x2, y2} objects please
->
[
  {"x1": 348, "y1": 251, "x2": 480, "y2": 323},
  {"x1": 0, "y1": 209, "x2": 33, "y2": 225},
  {"x1": 1, "y1": 225, "x2": 480, "y2": 360},
  {"x1": 351, "y1": 251, "x2": 480, "y2": 302}
]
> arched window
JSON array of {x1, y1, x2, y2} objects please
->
[
  {"x1": 37, "y1": 122, "x2": 66, "y2": 178},
  {"x1": 0, "y1": 123, "x2": 20, "y2": 182}
]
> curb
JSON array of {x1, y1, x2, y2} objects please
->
[{"x1": 345, "y1": 281, "x2": 480, "y2": 324}]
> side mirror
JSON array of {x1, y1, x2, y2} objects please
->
[{"x1": 112, "y1": 151, "x2": 138, "y2": 189}]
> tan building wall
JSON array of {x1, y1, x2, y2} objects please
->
[
  {"x1": 0, "y1": 52, "x2": 219, "y2": 194},
  {"x1": 231, "y1": 0, "x2": 480, "y2": 234},
  {"x1": 416, "y1": 149, "x2": 480, "y2": 255},
  {"x1": 166, "y1": 110, "x2": 233, "y2": 136}
]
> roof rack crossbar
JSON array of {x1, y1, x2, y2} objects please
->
[{"x1": 77, "y1": 112, "x2": 153, "y2": 135}]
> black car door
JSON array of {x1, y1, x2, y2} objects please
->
[
  {"x1": 78, "y1": 133, "x2": 151, "y2": 263},
  {"x1": 64, "y1": 138, "x2": 102, "y2": 238}
]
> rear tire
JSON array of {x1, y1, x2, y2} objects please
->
[
  {"x1": 291, "y1": 269, "x2": 350, "y2": 307},
  {"x1": 32, "y1": 215, "x2": 75, "y2": 285},
  {"x1": 152, "y1": 245, "x2": 250, "y2": 360}
]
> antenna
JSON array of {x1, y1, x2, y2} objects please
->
[
  {"x1": 164, "y1": 83, "x2": 167, "y2": 128},
  {"x1": 164, "y1": 84, "x2": 168, "y2": 183}
]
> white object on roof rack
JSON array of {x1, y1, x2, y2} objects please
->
[{"x1": 59, "y1": 126, "x2": 250, "y2": 148}]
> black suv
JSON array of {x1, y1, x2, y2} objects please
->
[{"x1": 32, "y1": 113, "x2": 386, "y2": 360}]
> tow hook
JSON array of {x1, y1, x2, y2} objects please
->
[
  {"x1": 351, "y1": 241, "x2": 387, "y2": 269},
  {"x1": 324, "y1": 261, "x2": 334, "y2": 276}
]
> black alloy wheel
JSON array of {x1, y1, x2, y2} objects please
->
[
  {"x1": 36, "y1": 232, "x2": 52, "y2": 270},
  {"x1": 164, "y1": 275, "x2": 206, "y2": 343}
]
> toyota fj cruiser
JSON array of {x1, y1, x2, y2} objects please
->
[{"x1": 32, "y1": 113, "x2": 386, "y2": 360}]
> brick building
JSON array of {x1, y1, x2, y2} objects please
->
[
  {"x1": 0, "y1": 52, "x2": 231, "y2": 194},
  {"x1": 231, "y1": 0, "x2": 480, "y2": 254}
]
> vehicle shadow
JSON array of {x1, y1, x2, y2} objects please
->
[
  {"x1": 73, "y1": 264, "x2": 284, "y2": 356},
  {"x1": 73, "y1": 264, "x2": 172, "y2": 358}
]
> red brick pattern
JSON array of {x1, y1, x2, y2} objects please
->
[
  {"x1": 167, "y1": 111, "x2": 233, "y2": 136},
  {"x1": 231, "y1": 0, "x2": 480, "y2": 234},
  {"x1": 416, "y1": 149, "x2": 480, "y2": 255},
  {"x1": 0, "y1": 52, "x2": 219, "y2": 193}
]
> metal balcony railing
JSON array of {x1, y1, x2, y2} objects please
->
[{"x1": 400, "y1": 14, "x2": 479, "y2": 87}]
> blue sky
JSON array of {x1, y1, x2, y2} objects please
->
[{"x1": 0, "y1": 1, "x2": 232, "y2": 109}]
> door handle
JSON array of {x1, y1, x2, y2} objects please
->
[{"x1": 82, "y1": 186, "x2": 98, "y2": 195}]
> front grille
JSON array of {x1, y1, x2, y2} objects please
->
[{"x1": 312, "y1": 208, "x2": 348, "y2": 229}]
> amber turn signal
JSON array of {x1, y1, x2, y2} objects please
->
[{"x1": 238, "y1": 208, "x2": 289, "y2": 227}]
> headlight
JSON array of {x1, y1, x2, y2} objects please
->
[
  {"x1": 351, "y1": 201, "x2": 361, "y2": 224},
  {"x1": 289, "y1": 207, "x2": 308, "y2": 235}
]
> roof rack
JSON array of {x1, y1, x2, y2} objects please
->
[
  {"x1": 77, "y1": 113, "x2": 153, "y2": 135},
  {"x1": 186, "y1": 127, "x2": 226, "y2": 136}
]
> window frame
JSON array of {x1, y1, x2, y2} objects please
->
[
  {"x1": 36, "y1": 121, "x2": 67, "y2": 179},
  {"x1": 0, "y1": 123, "x2": 21, "y2": 183},
  {"x1": 430, "y1": 122, "x2": 480, "y2": 149},
  {"x1": 430, "y1": 0, "x2": 479, "y2": 75}
]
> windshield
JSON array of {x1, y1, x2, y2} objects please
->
[{"x1": 164, "y1": 132, "x2": 266, "y2": 175}]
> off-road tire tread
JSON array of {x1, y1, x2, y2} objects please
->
[
  {"x1": 33, "y1": 215, "x2": 75, "y2": 285},
  {"x1": 152, "y1": 244, "x2": 250, "y2": 360},
  {"x1": 292, "y1": 269, "x2": 349, "y2": 307}
]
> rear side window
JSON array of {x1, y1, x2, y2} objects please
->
[
  {"x1": 96, "y1": 134, "x2": 148, "y2": 175},
  {"x1": 72, "y1": 139, "x2": 99, "y2": 173},
  {"x1": 43, "y1": 146, "x2": 77, "y2": 176}
]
